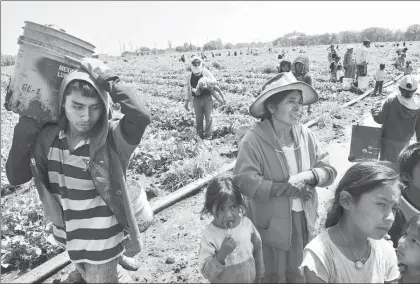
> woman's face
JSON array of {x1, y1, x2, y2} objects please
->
[
  {"x1": 295, "y1": 62, "x2": 304, "y2": 74},
  {"x1": 347, "y1": 183, "x2": 401, "y2": 240},
  {"x1": 268, "y1": 90, "x2": 303, "y2": 127}
]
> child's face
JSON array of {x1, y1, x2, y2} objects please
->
[
  {"x1": 64, "y1": 90, "x2": 103, "y2": 135},
  {"x1": 347, "y1": 183, "x2": 401, "y2": 240},
  {"x1": 397, "y1": 225, "x2": 420, "y2": 268},
  {"x1": 281, "y1": 64, "x2": 290, "y2": 72},
  {"x1": 409, "y1": 161, "x2": 420, "y2": 188},
  {"x1": 212, "y1": 197, "x2": 241, "y2": 230},
  {"x1": 295, "y1": 62, "x2": 304, "y2": 74}
]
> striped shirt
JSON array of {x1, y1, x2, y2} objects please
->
[{"x1": 48, "y1": 130, "x2": 124, "y2": 264}]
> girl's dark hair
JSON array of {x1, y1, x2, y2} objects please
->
[
  {"x1": 201, "y1": 174, "x2": 245, "y2": 216},
  {"x1": 405, "y1": 215, "x2": 420, "y2": 239},
  {"x1": 63, "y1": 80, "x2": 100, "y2": 99},
  {"x1": 398, "y1": 142, "x2": 420, "y2": 186},
  {"x1": 325, "y1": 160, "x2": 402, "y2": 228},
  {"x1": 261, "y1": 89, "x2": 302, "y2": 121}
]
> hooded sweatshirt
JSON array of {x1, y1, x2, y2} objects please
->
[
  {"x1": 279, "y1": 59, "x2": 292, "y2": 73},
  {"x1": 6, "y1": 69, "x2": 151, "y2": 257},
  {"x1": 372, "y1": 93, "x2": 420, "y2": 162},
  {"x1": 292, "y1": 55, "x2": 313, "y2": 87},
  {"x1": 233, "y1": 119, "x2": 337, "y2": 249}
]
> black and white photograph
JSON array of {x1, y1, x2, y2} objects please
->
[{"x1": 1, "y1": 1, "x2": 420, "y2": 283}]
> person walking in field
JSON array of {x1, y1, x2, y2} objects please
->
[
  {"x1": 355, "y1": 38, "x2": 371, "y2": 78},
  {"x1": 292, "y1": 55, "x2": 315, "y2": 114},
  {"x1": 371, "y1": 75, "x2": 420, "y2": 163},
  {"x1": 329, "y1": 56, "x2": 342, "y2": 83},
  {"x1": 185, "y1": 56, "x2": 218, "y2": 139},
  {"x1": 6, "y1": 58, "x2": 152, "y2": 283},
  {"x1": 233, "y1": 72, "x2": 337, "y2": 283},
  {"x1": 343, "y1": 45, "x2": 357, "y2": 80}
]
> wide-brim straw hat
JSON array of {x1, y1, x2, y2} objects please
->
[{"x1": 249, "y1": 72, "x2": 318, "y2": 118}]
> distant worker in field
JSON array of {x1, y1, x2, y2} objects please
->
[
  {"x1": 234, "y1": 51, "x2": 237, "y2": 56},
  {"x1": 355, "y1": 38, "x2": 371, "y2": 77},
  {"x1": 327, "y1": 45, "x2": 337, "y2": 64},
  {"x1": 329, "y1": 56, "x2": 341, "y2": 82},
  {"x1": 394, "y1": 53, "x2": 407, "y2": 72},
  {"x1": 372, "y1": 63, "x2": 386, "y2": 96},
  {"x1": 277, "y1": 59, "x2": 292, "y2": 73},
  {"x1": 292, "y1": 55, "x2": 314, "y2": 114},
  {"x1": 185, "y1": 56, "x2": 218, "y2": 139},
  {"x1": 343, "y1": 45, "x2": 357, "y2": 80},
  {"x1": 371, "y1": 75, "x2": 420, "y2": 163},
  {"x1": 403, "y1": 60, "x2": 414, "y2": 75},
  {"x1": 180, "y1": 54, "x2": 186, "y2": 63},
  {"x1": 211, "y1": 52, "x2": 214, "y2": 58}
]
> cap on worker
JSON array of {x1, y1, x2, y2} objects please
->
[{"x1": 399, "y1": 75, "x2": 418, "y2": 91}]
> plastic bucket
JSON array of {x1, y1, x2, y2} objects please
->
[
  {"x1": 131, "y1": 187, "x2": 154, "y2": 233},
  {"x1": 358, "y1": 76, "x2": 369, "y2": 91},
  {"x1": 4, "y1": 21, "x2": 95, "y2": 123},
  {"x1": 342, "y1": 78, "x2": 353, "y2": 90}
]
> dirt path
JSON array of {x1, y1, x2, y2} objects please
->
[{"x1": 43, "y1": 134, "x2": 355, "y2": 283}]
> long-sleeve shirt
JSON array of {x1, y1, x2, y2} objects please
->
[
  {"x1": 355, "y1": 46, "x2": 369, "y2": 64},
  {"x1": 374, "y1": 70, "x2": 386, "y2": 82},
  {"x1": 198, "y1": 217, "x2": 265, "y2": 283}
]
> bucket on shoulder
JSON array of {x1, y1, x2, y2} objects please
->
[{"x1": 4, "y1": 22, "x2": 95, "y2": 123}]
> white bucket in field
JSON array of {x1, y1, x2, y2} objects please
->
[
  {"x1": 358, "y1": 76, "x2": 369, "y2": 91},
  {"x1": 4, "y1": 21, "x2": 95, "y2": 123},
  {"x1": 342, "y1": 78, "x2": 353, "y2": 90},
  {"x1": 131, "y1": 188, "x2": 154, "y2": 232}
]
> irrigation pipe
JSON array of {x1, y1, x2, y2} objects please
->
[{"x1": 12, "y1": 73, "x2": 404, "y2": 284}]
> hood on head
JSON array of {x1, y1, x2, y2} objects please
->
[
  {"x1": 292, "y1": 55, "x2": 310, "y2": 75},
  {"x1": 58, "y1": 70, "x2": 110, "y2": 151},
  {"x1": 190, "y1": 56, "x2": 202, "y2": 65}
]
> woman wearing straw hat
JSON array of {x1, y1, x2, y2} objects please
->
[{"x1": 233, "y1": 72, "x2": 337, "y2": 283}]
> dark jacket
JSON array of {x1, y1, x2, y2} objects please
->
[{"x1": 6, "y1": 69, "x2": 151, "y2": 254}]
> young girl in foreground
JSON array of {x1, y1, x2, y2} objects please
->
[
  {"x1": 198, "y1": 175, "x2": 265, "y2": 283},
  {"x1": 397, "y1": 215, "x2": 420, "y2": 283},
  {"x1": 300, "y1": 161, "x2": 402, "y2": 283}
]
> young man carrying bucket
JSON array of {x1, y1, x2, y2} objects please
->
[
  {"x1": 6, "y1": 58, "x2": 151, "y2": 283},
  {"x1": 371, "y1": 75, "x2": 420, "y2": 164}
]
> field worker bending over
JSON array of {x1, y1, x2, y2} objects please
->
[
  {"x1": 6, "y1": 58, "x2": 152, "y2": 283},
  {"x1": 355, "y1": 38, "x2": 371, "y2": 77},
  {"x1": 292, "y1": 55, "x2": 314, "y2": 114},
  {"x1": 371, "y1": 75, "x2": 420, "y2": 163},
  {"x1": 233, "y1": 72, "x2": 337, "y2": 283},
  {"x1": 185, "y1": 56, "x2": 218, "y2": 139},
  {"x1": 343, "y1": 45, "x2": 357, "y2": 80}
]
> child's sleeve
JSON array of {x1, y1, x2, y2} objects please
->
[
  {"x1": 249, "y1": 218, "x2": 265, "y2": 279},
  {"x1": 300, "y1": 248, "x2": 329, "y2": 283},
  {"x1": 198, "y1": 232, "x2": 224, "y2": 281},
  {"x1": 383, "y1": 240, "x2": 400, "y2": 282}
]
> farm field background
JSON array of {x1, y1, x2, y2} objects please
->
[{"x1": 1, "y1": 42, "x2": 420, "y2": 280}]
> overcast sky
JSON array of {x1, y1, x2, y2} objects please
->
[{"x1": 1, "y1": 1, "x2": 419, "y2": 56}]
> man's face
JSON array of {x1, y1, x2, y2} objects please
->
[{"x1": 63, "y1": 90, "x2": 103, "y2": 135}]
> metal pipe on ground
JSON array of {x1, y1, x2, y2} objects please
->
[{"x1": 11, "y1": 73, "x2": 404, "y2": 283}]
